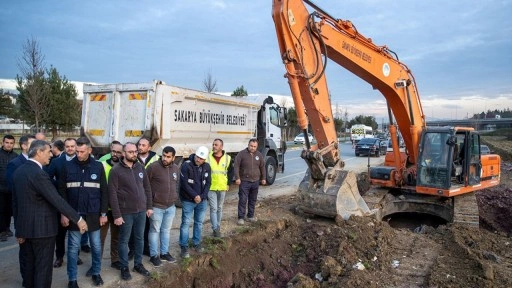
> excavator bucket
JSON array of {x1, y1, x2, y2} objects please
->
[{"x1": 297, "y1": 168, "x2": 370, "y2": 219}]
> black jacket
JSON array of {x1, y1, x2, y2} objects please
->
[
  {"x1": 0, "y1": 147, "x2": 18, "y2": 193},
  {"x1": 179, "y1": 154, "x2": 211, "y2": 203}
]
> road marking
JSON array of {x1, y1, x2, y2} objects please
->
[
  {"x1": 276, "y1": 170, "x2": 307, "y2": 181},
  {"x1": 0, "y1": 243, "x2": 18, "y2": 252},
  {"x1": 284, "y1": 156, "x2": 303, "y2": 162}
]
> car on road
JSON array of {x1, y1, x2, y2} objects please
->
[
  {"x1": 355, "y1": 138, "x2": 387, "y2": 157},
  {"x1": 480, "y1": 145, "x2": 491, "y2": 155},
  {"x1": 294, "y1": 133, "x2": 314, "y2": 144}
]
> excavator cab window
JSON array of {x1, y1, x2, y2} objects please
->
[
  {"x1": 417, "y1": 132, "x2": 452, "y2": 189},
  {"x1": 467, "y1": 133, "x2": 482, "y2": 185}
]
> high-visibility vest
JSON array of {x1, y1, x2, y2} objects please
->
[{"x1": 206, "y1": 152, "x2": 230, "y2": 191}]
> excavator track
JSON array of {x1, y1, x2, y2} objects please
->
[{"x1": 453, "y1": 192, "x2": 479, "y2": 227}]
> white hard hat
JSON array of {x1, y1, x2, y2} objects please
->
[{"x1": 195, "y1": 146, "x2": 209, "y2": 159}]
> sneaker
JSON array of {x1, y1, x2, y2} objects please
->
[
  {"x1": 213, "y1": 229, "x2": 222, "y2": 238},
  {"x1": 77, "y1": 257, "x2": 83, "y2": 265},
  {"x1": 247, "y1": 217, "x2": 258, "y2": 222},
  {"x1": 180, "y1": 247, "x2": 190, "y2": 259},
  {"x1": 160, "y1": 253, "x2": 176, "y2": 263},
  {"x1": 237, "y1": 218, "x2": 245, "y2": 225},
  {"x1": 150, "y1": 256, "x2": 162, "y2": 267},
  {"x1": 85, "y1": 267, "x2": 93, "y2": 277},
  {"x1": 120, "y1": 267, "x2": 132, "y2": 281},
  {"x1": 133, "y1": 263, "x2": 150, "y2": 276},
  {"x1": 111, "y1": 261, "x2": 122, "y2": 270},
  {"x1": 193, "y1": 245, "x2": 204, "y2": 254}
]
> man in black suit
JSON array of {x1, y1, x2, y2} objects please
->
[{"x1": 12, "y1": 140, "x2": 88, "y2": 288}]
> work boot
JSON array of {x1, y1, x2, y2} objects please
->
[
  {"x1": 213, "y1": 229, "x2": 222, "y2": 238},
  {"x1": 85, "y1": 267, "x2": 93, "y2": 277}
]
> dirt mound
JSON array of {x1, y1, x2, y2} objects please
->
[
  {"x1": 147, "y1": 198, "x2": 512, "y2": 287},
  {"x1": 145, "y1": 161, "x2": 512, "y2": 288}
]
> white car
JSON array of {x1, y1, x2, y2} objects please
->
[
  {"x1": 480, "y1": 145, "x2": 491, "y2": 155},
  {"x1": 294, "y1": 133, "x2": 314, "y2": 144}
]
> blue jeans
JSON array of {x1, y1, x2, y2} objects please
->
[
  {"x1": 81, "y1": 232, "x2": 89, "y2": 247},
  {"x1": 179, "y1": 200, "x2": 207, "y2": 248},
  {"x1": 118, "y1": 211, "x2": 146, "y2": 268},
  {"x1": 208, "y1": 191, "x2": 226, "y2": 231},
  {"x1": 149, "y1": 205, "x2": 176, "y2": 257},
  {"x1": 67, "y1": 229, "x2": 101, "y2": 280}
]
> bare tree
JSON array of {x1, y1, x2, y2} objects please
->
[
  {"x1": 15, "y1": 37, "x2": 49, "y2": 131},
  {"x1": 202, "y1": 70, "x2": 218, "y2": 93}
]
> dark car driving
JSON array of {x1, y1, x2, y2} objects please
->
[{"x1": 355, "y1": 138, "x2": 387, "y2": 157}]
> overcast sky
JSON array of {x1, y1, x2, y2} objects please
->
[{"x1": 1, "y1": 0, "x2": 511, "y2": 120}]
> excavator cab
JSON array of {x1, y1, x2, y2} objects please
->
[{"x1": 417, "y1": 127, "x2": 482, "y2": 193}]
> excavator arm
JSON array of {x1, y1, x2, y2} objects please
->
[{"x1": 272, "y1": 0, "x2": 426, "y2": 185}]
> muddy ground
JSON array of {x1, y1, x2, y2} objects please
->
[{"x1": 142, "y1": 160, "x2": 512, "y2": 288}]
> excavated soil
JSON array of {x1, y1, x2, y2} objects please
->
[{"x1": 143, "y1": 161, "x2": 512, "y2": 288}]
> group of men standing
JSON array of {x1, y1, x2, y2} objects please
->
[{"x1": 0, "y1": 134, "x2": 267, "y2": 288}]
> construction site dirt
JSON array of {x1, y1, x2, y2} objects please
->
[{"x1": 137, "y1": 159, "x2": 512, "y2": 287}]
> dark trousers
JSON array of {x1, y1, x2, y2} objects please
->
[
  {"x1": 0, "y1": 192, "x2": 12, "y2": 232},
  {"x1": 238, "y1": 181, "x2": 259, "y2": 219},
  {"x1": 55, "y1": 216, "x2": 67, "y2": 258},
  {"x1": 119, "y1": 211, "x2": 146, "y2": 268},
  {"x1": 100, "y1": 210, "x2": 120, "y2": 263},
  {"x1": 23, "y1": 236, "x2": 56, "y2": 288}
]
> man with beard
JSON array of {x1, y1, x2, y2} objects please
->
[
  {"x1": 99, "y1": 140, "x2": 123, "y2": 270},
  {"x1": 136, "y1": 137, "x2": 159, "y2": 256},
  {"x1": 58, "y1": 137, "x2": 108, "y2": 287},
  {"x1": 109, "y1": 142, "x2": 153, "y2": 281},
  {"x1": 146, "y1": 146, "x2": 179, "y2": 266}
]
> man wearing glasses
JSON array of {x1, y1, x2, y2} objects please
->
[
  {"x1": 108, "y1": 142, "x2": 153, "y2": 281},
  {"x1": 99, "y1": 140, "x2": 123, "y2": 270}
]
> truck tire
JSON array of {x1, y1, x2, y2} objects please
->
[{"x1": 265, "y1": 156, "x2": 277, "y2": 185}]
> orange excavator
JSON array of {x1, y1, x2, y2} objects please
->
[{"x1": 272, "y1": 0, "x2": 501, "y2": 223}]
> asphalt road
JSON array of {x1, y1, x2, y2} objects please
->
[{"x1": 0, "y1": 141, "x2": 384, "y2": 287}]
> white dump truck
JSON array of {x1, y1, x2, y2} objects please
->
[{"x1": 80, "y1": 81, "x2": 287, "y2": 184}]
